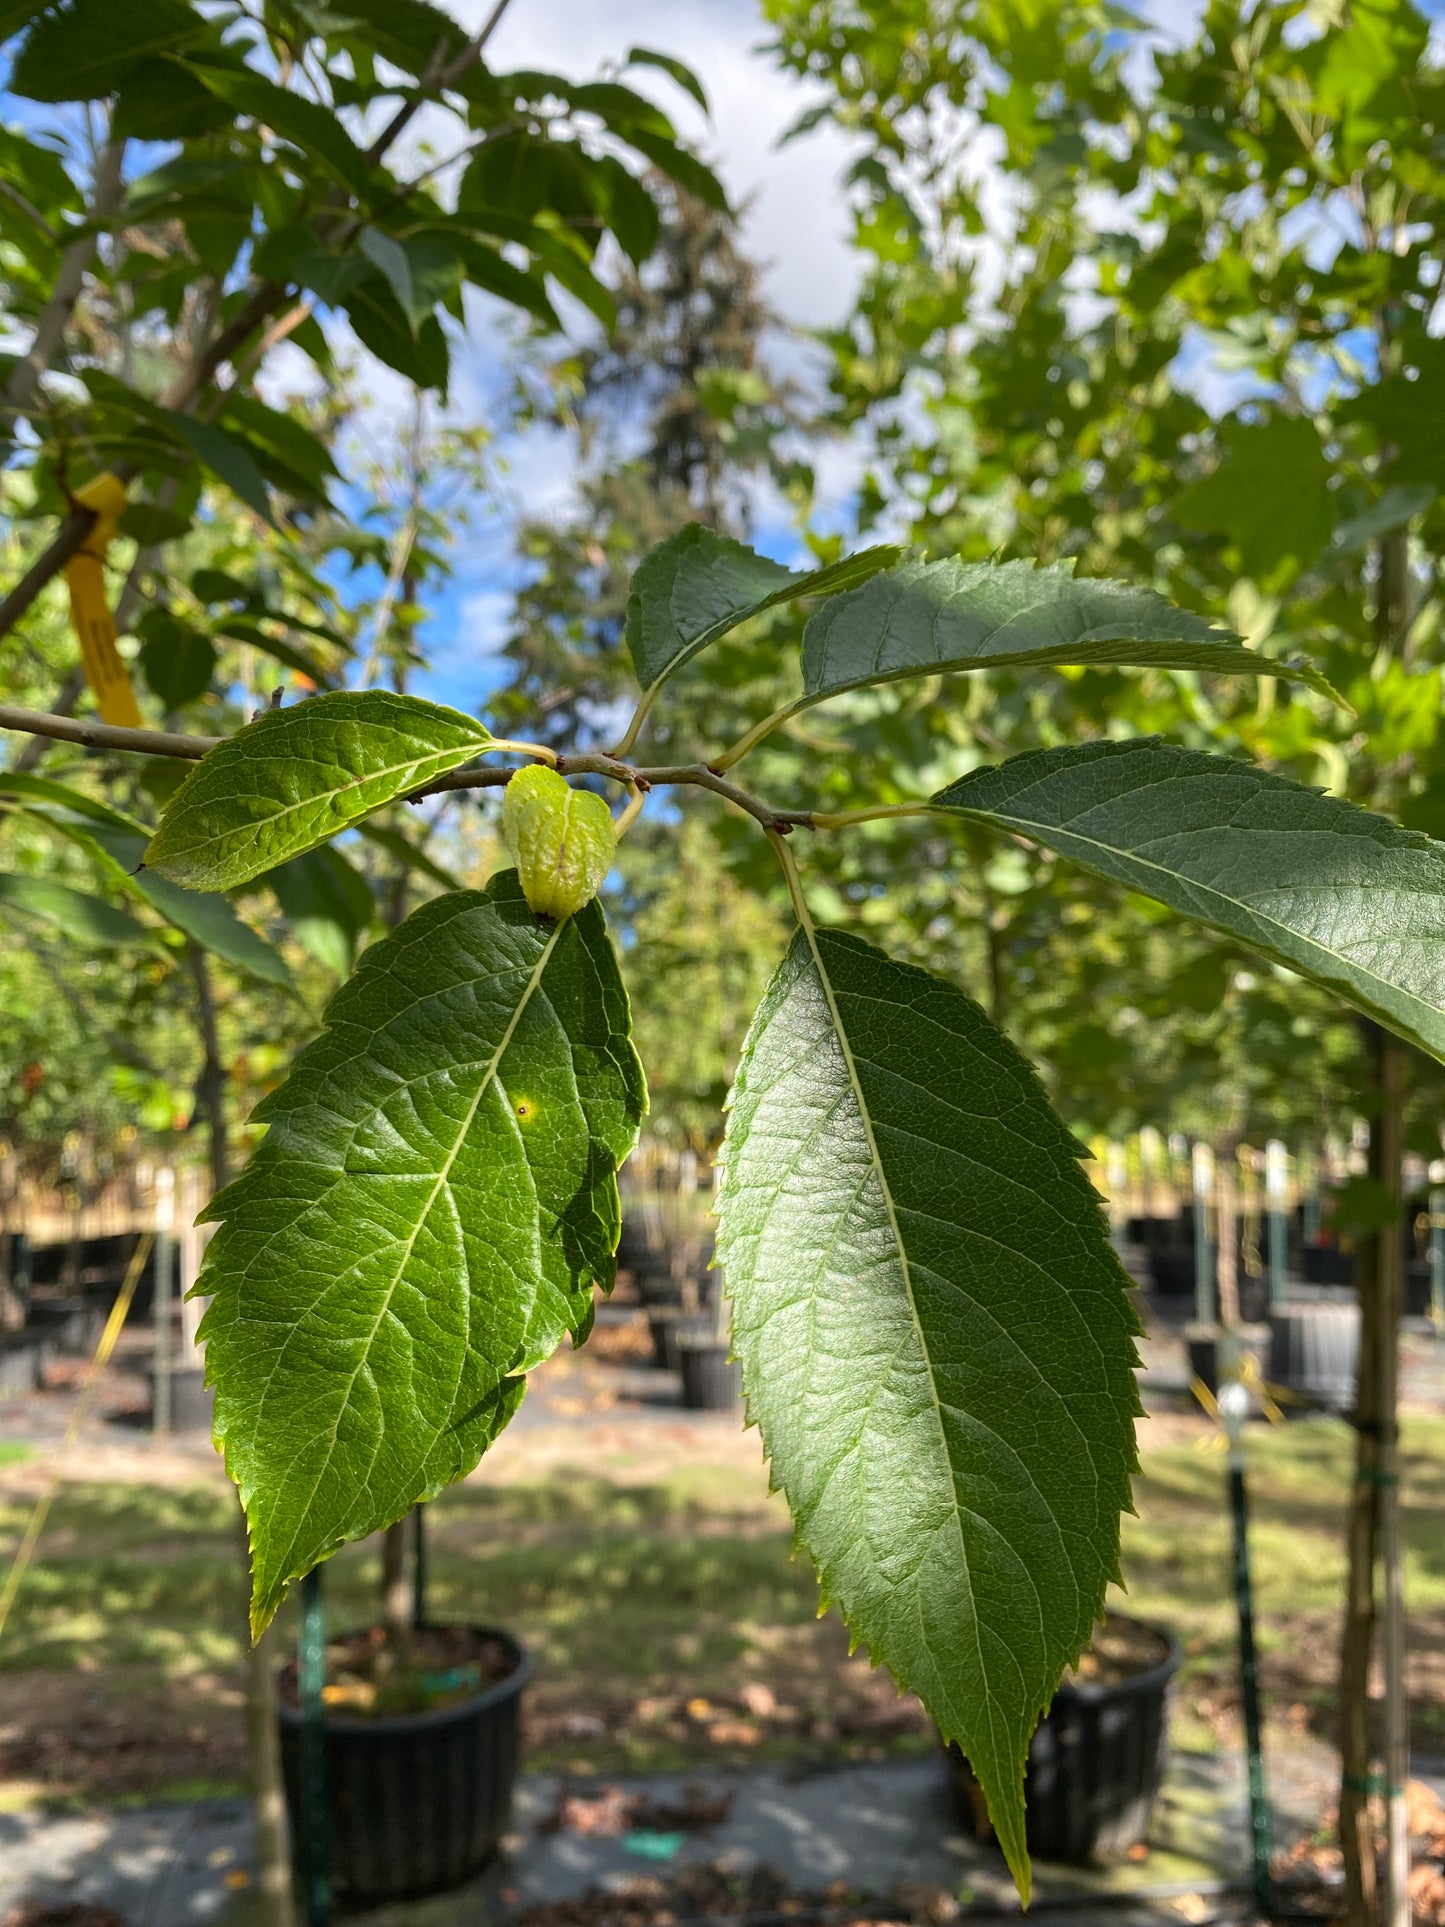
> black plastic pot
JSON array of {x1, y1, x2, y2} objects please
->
[
  {"x1": 1146, "y1": 1246, "x2": 1197, "y2": 1297},
  {"x1": 647, "y1": 1309, "x2": 709, "y2": 1371},
  {"x1": 1125, "y1": 1216, "x2": 1184, "y2": 1251},
  {"x1": 278, "y1": 1625, "x2": 530, "y2": 1903},
  {"x1": 679, "y1": 1339, "x2": 741, "y2": 1411},
  {"x1": 947, "y1": 1615, "x2": 1179, "y2": 1863},
  {"x1": 0, "y1": 1332, "x2": 49, "y2": 1395},
  {"x1": 1303, "y1": 1243, "x2": 1355, "y2": 1287},
  {"x1": 634, "y1": 1257, "x2": 679, "y2": 1307},
  {"x1": 26, "y1": 1297, "x2": 102, "y2": 1355},
  {"x1": 1267, "y1": 1301, "x2": 1359, "y2": 1412}
]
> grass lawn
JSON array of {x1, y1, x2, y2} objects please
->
[{"x1": 1, "y1": 1406, "x2": 1442, "y2": 1806}]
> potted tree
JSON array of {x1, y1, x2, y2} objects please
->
[
  {"x1": 274, "y1": 1519, "x2": 532, "y2": 1905},
  {"x1": 947, "y1": 1614, "x2": 1181, "y2": 1863}
]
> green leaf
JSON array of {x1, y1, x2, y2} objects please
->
[
  {"x1": 626, "y1": 525, "x2": 902, "y2": 692},
  {"x1": 145, "y1": 691, "x2": 492, "y2": 891},
  {"x1": 931, "y1": 738, "x2": 1445, "y2": 1061},
  {"x1": 321, "y1": 0, "x2": 469, "y2": 77},
  {"x1": 343, "y1": 272, "x2": 450, "y2": 391},
  {"x1": 0, "y1": 770, "x2": 144, "y2": 831},
  {"x1": 502, "y1": 765, "x2": 617, "y2": 919},
  {"x1": 220, "y1": 394, "x2": 340, "y2": 500},
  {"x1": 1340, "y1": 343, "x2": 1445, "y2": 491},
  {"x1": 357, "y1": 227, "x2": 460, "y2": 336},
  {"x1": 114, "y1": 53, "x2": 235, "y2": 140},
  {"x1": 119, "y1": 500, "x2": 195, "y2": 545},
  {"x1": 211, "y1": 621, "x2": 335, "y2": 690},
  {"x1": 794, "y1": 557, "x2": 1343, "y2": 710},
  {"x1": 5, "y1": 800, "x2": 298, "y2": 991},
  {"x1": 1333, "y1": 485, "x2": 1436, "y2": 555},
  {"x1": 0, "y1": 872, "x2": 153, "y2": 947},
  {"x1": 1172, "y1": 414, "x2": 1332, "y2": 584},
  {"x1": 81, "y1": 824, "x2": 297, "y2": 990},
  {"x1": 168, "y1": 414, "x2": 276, "y2": 526},
  {"x1": 626, "y1": 45, "x2": 709, "y2": 114},
  {"x1": 622, "y1": 129, "x2": 728, "y2": 212},
  {"x1": 10, "y1": 0, "x2": 205, "y2": 102},
  {"x1": 198, "y1": 872, "x2": 646, "y2": 1634},
  {"x1": 263, "y1": 843, "x2": 374, "y2": 977},
  {"x1": 139, "y1": 611, "x2": 217, "y2": 709},
  {"x1": 716, "y1": 921, "x2": 1140, "y2": 1899},
  {"x1": 186, "y1": 63, "x2": 376, "y2": 199}
]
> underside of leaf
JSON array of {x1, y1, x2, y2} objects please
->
[
  {"x1": 932, "y1": 737, "x2": 1445, "y2": 1062},
  {"x1": 716, "y1": 924, "x2": 1142, "y2": 1900},
  {"x1": 198, "y1": 872, "x2": 646, "y2": 1635}
]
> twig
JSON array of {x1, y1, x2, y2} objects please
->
[
  {"x1": 0, "y1": 703, "x2": 212, "y2": 759},
  {"x1": 0, "y1": 1, "x2": 517, "y2": 648},
  {"x1": 0, "y1": 706, "x2": 822, "y2": 831}
]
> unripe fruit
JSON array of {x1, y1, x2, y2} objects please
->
[{"x1": 503, "y1": 764, "x2": 618, "y2": 920}]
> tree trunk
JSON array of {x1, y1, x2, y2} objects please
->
[
  {"x1": 192, "y1": 947, "x2": 295, "y2": 1920},
  {"x1": 381, "y1": 1517, "x2": 413, "y2": 1641},
  {"x1": 241, "y1": 1513, "x2": 297, "y2": 1927},
  {"x1": 1338, "y1": 1021, "x2": 1407, "y2": 1926}
]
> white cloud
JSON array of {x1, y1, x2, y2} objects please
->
[
  {"x1": 466, "y1": 0, "x2": 866, "y2": 330},
  {"x1": 456, "y1": 586, "x2": 515, "y2": 656}
]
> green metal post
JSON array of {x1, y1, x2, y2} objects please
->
[
  {"x1": 1220, "y1": 1380, "x2": 1273, "y2": 1917},
  {"x1": 298, "y1": 1567, "x2": 330, "y2": 1925}
]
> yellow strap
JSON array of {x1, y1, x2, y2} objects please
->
[
  {"x1": 63, "y1": 471, "x2": 142, "y2": 728},
  {"x1": 72, "y1": 470, "x2": 130, "y2": 554},
  {"x1": 0, "y1": 1231, "x2": 155, "y2": 1647}
]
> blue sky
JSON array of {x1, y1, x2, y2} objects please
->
[{"x1": 302, "y1": 0, "x2": 873, "y2": 717}]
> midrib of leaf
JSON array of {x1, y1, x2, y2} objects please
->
[
  {"x1": 215, "y1": 743, "x2": 482, "y2": 846},
  {"x1": 941, "y1": 790, "x2": 1430, "y2": 1023},
  {"x1": 257, "y1": 917, "x2": 564, "y2": 1613},
  {"x1": 791, "y1": 906, "x2": 990, "y2": 1724}
]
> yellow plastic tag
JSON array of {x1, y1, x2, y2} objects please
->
[{"x1": 64, "y1": 473, "x2": 142, "y2": 728}]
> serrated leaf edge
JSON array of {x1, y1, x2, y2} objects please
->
[{"x1": 203, "y1": 902, "x2": 567, "y2": 1641}]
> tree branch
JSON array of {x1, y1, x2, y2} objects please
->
[
  {"x1": 3, "y1": 135, "x2": 126, "y2": 422},
  {"x1": 0, "y1": 0, "x2": 517, "y2": 651},
  {"x1": 0, "y1": 703, "x2": 212, "y2": 759},
  {"x1": 0, "y1": 705, "x2": 822, "y2": 830}
]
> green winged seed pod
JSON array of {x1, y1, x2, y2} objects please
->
[{"x1": 503, "y1": 764, "x2": 618, "y2": 919}]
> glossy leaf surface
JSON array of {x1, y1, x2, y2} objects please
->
[
  {"x1": 198, "y1": 872, "x2": 646, "y2": 1634},
  {"x1": 146, "y1": 691, "x2": 492, "y2": 891},
  {"x1": 716, "y1": 923, "x2": 1140, "y2": 1897},
  {"x1": 625, "y1": 524, "x2": 900, "y2": 692}
]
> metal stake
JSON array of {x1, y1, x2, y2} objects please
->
[
  {"x1": 1219, "y1": 1378, "x2": 1273, "y2": 1918},
  {"x1": 298, "y1": 1567, "x2": 331, "y2": 1925}
]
